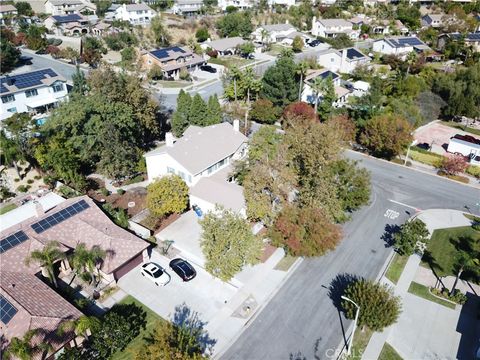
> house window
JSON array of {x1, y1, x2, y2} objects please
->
[
  {"x1": 25, "y1": 89, "x2": 38, "y2": 98},
  {"x1": 167, "y1": 166, "x2": 175, "y2": 174},
  {"x1": 178, "y1": 171, "x2": 185, "y2": 180},
  {"x1": 218, "y1": 158, "x2": 226, "y2": 167},
  {"x1": 7, "y1": 107, "x2": 17, "y2": 113},
  {"x1": 188, "y1": 175, "x2": 192, "y2": 183},
  {"x1": 52, "y1": 83, "x2": 63, "y2": 93},
  {"x1": 1, "y1": 94, "x2": 15, "y2": 103}
]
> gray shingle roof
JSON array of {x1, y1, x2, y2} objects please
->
[
  {"x1": 204, "y1": 37, "x2": 246, "y2": 52},
  {"x1": 260, "y1": 23, "x2": 295, "y2": 32}
]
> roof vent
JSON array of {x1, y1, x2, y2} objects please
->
[{"x1": 5, "y1": 75, "x2": 13, "y2": 86}]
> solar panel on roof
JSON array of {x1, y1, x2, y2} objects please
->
[
  {"x1": 0, "y1": 231, "x2": 29, "y2": 254},
  {"x1": 30, "y1": 199, "x2": 90, "y2": 234},
  {"x1": 151, "y1": 46, "x2": 186, "y2": 59},
  {"x1": 0, "y1": 295, "x2": 18, "y2": 325},
  {"x1": 0, "y1": 69, "x2": 59, "y2": 93}
]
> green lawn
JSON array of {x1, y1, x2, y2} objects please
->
[
  {"x1": 347, "y1": 327, "x2": 373, "y2": 360},
  {"x1": 408, "y1": 282, "x2": 456, "y2": 309},
  {"x1": 208, "y1": 56, "x2": 253, "y2": 69},
  {"x1": 0, "y1": 203, "x2": 17, "y2": 215},
  {"x1": 441, "y1": 121, "x2": 480, "y2": 137},
  {"x1": 267, "y1": 44, "x2": 288, "y2": 56},
  {"x1": 156, "y1": 80, "x2": 191, "y2": 88},
  {"x1": 274, "y1": 255, "x2": 298, "y2": 271},
  {"x1": 385, "y1": 254, "x2": 409, "y2": 284},
  {"x1": 423, "y1": 226, "x2": 480, "y2": 279},
  {"x1": 408, "y1": 148, "x2": 443, "y2": 167},
  {"x1": 110, "y1": 295, "x2": 165, "y2": 360},
  {"x1": 379, "y1": 343, "x2": 403, "y2": 360}
]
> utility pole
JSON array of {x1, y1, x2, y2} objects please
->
[{"x1": 341, "y1": 295, "x2": 360, "y2": 357}]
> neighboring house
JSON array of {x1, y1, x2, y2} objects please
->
[
  {"x1": 372, "y1": 19, "x2": 408, "y2": 35},
  {"x1": 301, "y1": 68, "x2": 352, "y2": 108},
  {"x1": 372, "y1": 36, "x2": 431, "y2": 57},
  {"x1": 437, "y1": 32, "x2": 480, "y2": 52},
  {"x1": 0, "y1": 193, "x2": 150, "y2": 357},
  {"x1": 0, "y1": 68, "x2": 69, "y2": 122},
  {"x1": 91, "y1": 21, "x2": 112, "y2": 36},
  {"x1": 421, "y1": 14, "x2": 444, "y2": 28},
  {"x1": 349, "y1": 15, "x2": 371, "y2": 27},
  {"x1": 218, "y1": 0, "x2": 253, "y2": 11},
  {"x1": 350, "y1": 80, "x2": 370, "y2": 97},
  {"x1": 201, "y1": 37, "x2": 247, "y2": 56},
  {"x1": 171, "y1": 0, "x2": 203, "y2": 16},
  {"x1": 141, "y1": 46, "x2": 205, "y2": 80},
  {"x1": 316, "y1": 47, "x2": 370, "y2": 74},
  {"x1": 311, "y1": 17, "x2": 359, "y2": 39},
  {"x1": 251, "y1": 23, "x2": 297, "y2": 44},
  {"x1": 267, "y1": 0, "x2": 296, "y2": 7},
  {"x1": 44, "y1": 0, "x2": 96, "y2": 15},
  {"x1": 114, "y1": 3, "x2": 155, "y2": 26},
  {"x1": 44, "y1": 13, "x2": 90, "y2": 35},
  {"x1": 145, "y1": 121, "x2": 249, "y2": 216},
  {"x1": 0, "y1": 4, "x2": 18, "y2": 25},
  {"x1": 447, "y1": 134, "x2": 480, "y2": 166}
]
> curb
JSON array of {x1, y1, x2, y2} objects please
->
[{"x1": 213, "y1": 256, "x2": 304, "y2": 359}]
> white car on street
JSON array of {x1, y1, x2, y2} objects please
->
[{"x1": 140, "y1": 262, "x2": 170, "y2": 286}]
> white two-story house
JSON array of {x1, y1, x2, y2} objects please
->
[
  {"x1": 252, "y1": 23, "x2": 297, "y2": 44},
  {"x1": 144, "y1": 121, "x2": 248, "y2": 215},
  {"x1": 316, "y1": 47, "x2": 370, "y2": 74},
  {"x1": 44, "y1": 0, "x2": 96, "y2": 15},
  {"x1": 218, "y1": 0, "x2": 253, "y2": 11},
  {"x1": 114, "y1": 3, "x2": 155, "y2": 26},
  {"x1": 311, "y1": 17, "x2": 359, "y2": 39},
  {"x1": 0, "y1": 68, "x2": 68, "y2": 122},
  {"x1": 171, "y1": 0, "x2": 204, "y2": 16},
  {"x1": 372, "y1": 36, "x2": 431, "y2": 57}
]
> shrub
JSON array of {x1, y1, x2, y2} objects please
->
[
  {"x1": 147, "y1": 64, "x2": 163, "y2": 80},
  {"x1": 14, "y1": 178, "x2": 20, "y2": 182},
  {"x1": 16, "y1": 185, "x2": 28, "y2": 193},
  {"x1": 441, "y1": 154, "x2": 468, "y2": 176},
  {"x1": 117, "y1": 189, "x2": 126, "y2": 195},
  {"x1": 282, "y1": 101, "x2": 317, "y2": 127},
  {"x1": 34, "y1": 175, "x2": 41, "y2": 180},
  {"x1": 206, "y1": 49, "x2": 218, "y2": 58},
  {"x1": 466, "y1": 165, "x2": 480, "y2": 178},
  {"x1": 26, "y1": 179, "x2": 34, "y2": 184},
  {"x1": 195, "y1": 27, "x2": 210, "y2": 42},
  {"x1": 147, "y1": 175, "x2": 189, "y2": 217},
  {"x1": 100, "y1": 188, "x2": 110, "y2": 196},
  {"x1": 473, "y1": 223, "x2": 480, "y2": 231},
  {"x1": 249, "y1": 99, "x2": 278, "y2": 124},
  {"x1": 179, "y1": 68, "x2": 191, "y2": 81}
]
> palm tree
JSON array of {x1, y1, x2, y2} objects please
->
[
  {"x1": 405, "y1": 51, "x2": 417, "y2": 75},
  {"x1": 309, "y1": 76, "x2": 325, "y2": 114},
  {"x1": 4, "y1": 329, "x2": 52, "y2": 360},
  {"x1": 296, "y1": 61, "x2": 309, "y2": 101},
  {"x1": 260, "y1": 29, "x2": 270, "y2": 50},
  {"x1": 57, "y1": 315, "x2": 101, "y2": 339},
  {"x1": 70, "y1": 243, "x2": 106, "y2": 286},
  {"x1": 25, "y1": 241, "x2": 66, "y2": 288},
  {"x1": 242, "y1": 67, "x2": 262, "y2": 132},
  {"x1": 229, "y1": 66, "x2": 242, "y2": 103},
  {"x1": 450, "y1": 249, "x2": 479, "y2": 296}
]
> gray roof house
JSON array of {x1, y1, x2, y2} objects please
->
[{"x1": 200, "y1": 37, "x2": 247, "y2": 56}]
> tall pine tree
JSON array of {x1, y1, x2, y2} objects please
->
[
  {"x1": 206, "y1": 94, "x2": 222, "y2": 125},
  {"x1": 171, "y1": 90, "x2": 192, "y2": 136},
  {"x1": 189, "y1": 94, "x2": 208, "y2": 126}
]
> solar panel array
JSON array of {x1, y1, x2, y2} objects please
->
[
  {"x1": 0, "y1": 231, "x2": 29, "y2": 254},
  {"x1": 346, "y1": 48, "x2": 365, "y2": 60},
  {"x1": 52, "y1": 14, "x2": 82, "y2": 23},
  {"x1": 319, "y1": 70, "x2": 339, "y2": 80},
  {"x1": 467, "y1": 32, "x2": 480, "y2": 40},
  {"x1": 151, "y1": 46, "x2": 186, "y2": 60},
  {"x1": 0, "y1": 295, "x2": 18, "y2": 325},
  {"x1": 31, "y1": 200, "x2": 90, "y2": 234},
  {"x1": 0, "y1": 69, "x2": 58, "y2": 94},
  {"x1": 390, "y1": 37, "x2": 424, "y2": 47}
]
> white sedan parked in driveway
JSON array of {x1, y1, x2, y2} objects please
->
[{"x1": 140, "y1": 262, "x2": 170, "y2": 286}]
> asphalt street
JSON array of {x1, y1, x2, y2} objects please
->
[{"x1": 221, "y1": 151, "x2": 480, "y2": 360}]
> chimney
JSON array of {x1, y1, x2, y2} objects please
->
[
  {"x1": 233, "y1": 119, "x2": 239, "y2": 132},
  {"x1": 5, "y1": 75, "x2": 13, "y2": 86},
  {"x1": 312, "y1": 16, "x2": 316, "y2": 33},
  {"x1": 340, "y1": 49, "x2": 347, "y2": 71},
  {"x1": 34, "y1": 201, "x2": 44, "y2": 217},
  {"x1": 165, "y1": 132, "x2": 174, "y2": 147}
]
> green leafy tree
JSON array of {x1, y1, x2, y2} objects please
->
[
  {"x1": 147, "y1": 175, "x2": 189, "y2": 217},
  {"x1": 195, "y1": 27, "x2": 210, "y2": 42},
  {"x1": 325, "y1": 33, "x2": 353, "y2": 49},
  {"x1": 82, "y1": 37, "x2": 105, "y2": 67},
  {"x1": 396, "y1": 3, "x2": 421, "y2": 30},
  {"x1": 296, "y1": 61, "x2": 308, "y2": 101},
  {"x1": 342, "y1": 279, "x2": 401, "y2": 331},
  {"x1": 15, "y1": 2, "x2": 34, "y2": 16},
  {"x1": 270, "y1": 204, "x2": 342, "y2": 257},
  {"x1": 25, "y1": 241, "x2": 66, "y2": 288},
  {"x1": 0, "y1": 35, "x2": 20, "y2": 73},
  {"x1": 450, "y1": 239, "x2": 479, "y2": 296},
  {"x1": 249, "y1": 98, "x2": 278, "y2": 124},
  {"x1": 171, "y1": 90, "x2": 192, "y2": 136},
  {"x1": 360, "y1": 114, "x2": 413, "y2": 159},
  {"x1": 216, "y1": 11, "x2": 253, "y2": 37},
  {"x1": 150, "y1": 15, "x2": 170, "y2": 46},
  {"x1": 4, "y1": 329, "x2": 52, "y2": 360},
  {"x1": 120, "y1": 46, "x2": 136, "y2": 63},
  {"x1": 261, "y1": 50, "x2": 299, "y2": 107},
  {"x1": 316, "y1": 75, "x2": 337, "y2": 120},
  {"x1": 206, "y1": 94, "x2": 222, "y2": 125},
  {"x1": 200, "y1": 206, "x2": 263, "y2": 281},
  {"x1": 0, "y1": 130, "x2": 24, "y2": 179},
  {"x1": 189, "y1": 94, "x2": 208, "y2": 126},
  {"x1": 393, "y1": 219, "x2": 429, "y2": 256},
  {"x1": 238, "y1": 41, "x2": 254, "y2": 57},
  {"x1": 70, "y1": 243, "x2": 107, "y2": 285},
  {"x1": 291, "y1": 35, "x2": 304, "y2": 53},
  {"x1": 71, "y1": 66, "x2": 87, "y2": 95},
  {"x1": 25, "y1": 24, "x2": 46, "y2": 50},
  {"x1": 58, "y1": 315, "x2": 101, "y2": 339}
]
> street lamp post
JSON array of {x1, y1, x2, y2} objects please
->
[
  {"x1": 341, "y1": 295, "x2": 360, "y2": 357},
  {"x1": 404, "y1": 139, "x2": 418, "y2": 166}
]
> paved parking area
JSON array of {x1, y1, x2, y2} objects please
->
[{"x1": 117, "y1": 250, "x2": 237, "y2": 322}]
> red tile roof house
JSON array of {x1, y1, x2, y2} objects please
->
[{"x1": 0, "y1": 195, "x2": 149, "y2": 358}]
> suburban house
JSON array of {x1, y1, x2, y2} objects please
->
[
  {"x1": 0, "y1": 193, "x2": 150, "y2": 357},
  {"x1": 0, "y1": 4, "x2": 18, "y2": 25},
  {"x1": 437, "y1": 32, "x2": 480, "y2": 52},
  {"x1": 251, "y1": 23, "x2": 298, "y2": 44},
  {"x1": 217, "y1": 0, "x2": 253, "y2": 11},
  {"x1": 114, "y1": 3, "x2": 155, "y2": 26},
  {"x1": 44, "y1": 0, "x2": 96, "y2": 15},
  {"x1": 447, "y1": 134, "x2": 480, "y2": 166},
  {"x1": 372, "y1": 36, "x2": 431, "y2": 57},
  {"x1": 201, "y1": 37, "x2": 247, "y2": 56},
  {"x1": 0, "y1": 68, "x2": 69, "y2": 122},
  {"x1": 311, "y1": 17, "x2": 359, "y2": 39},
  {"x1": 316, "y1": 47, "x2": 370, "y2": 74},
  {"x1": 171, "y1": 0, "x2": 204, "y2": 16},
  {"x1": 144, "y1": 121, "x2": 248, "y2": 215},
  {"x1": 91, "y1": 21, "x2": 112, "y2": 36},
  {"x1": 372, "y1": 19, "x2": 408, "y2": 35},
  {"x1": 267, "y1": 0, "x2": 296, "y2": 7},
  {"x1": 349, "y1": 15, "x2": 371, "y2": 27},
  {"x1": 44, "y1": 13, "x2": 90, "y2": 35},
  {"x1": 421, "y1": 14, "x2": 444, "y2": 28},
  {"x1": 301, "y1": 69, "x2": 352, "y2": 109},
  {"x1": 141, "y1": 46, "x2": 205, "y2": 80}
]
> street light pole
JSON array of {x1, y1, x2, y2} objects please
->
[
  {"x1": 404, "y1": 139, "x2": 418, "y2": 166},
  {"x1": 341, "y1": 295, "x2": 360, "y2": 357}
]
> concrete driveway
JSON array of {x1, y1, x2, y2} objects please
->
[{"x1": 117, "y1": 250, "x2": 236, "y2": 322}]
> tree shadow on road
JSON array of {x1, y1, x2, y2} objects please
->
[
  {"x1": 328, "y1": 273, "x2": 360, "y2": 310},
  {"x1": 381, "y1": 224, "x2": 401, "y2": 248}
]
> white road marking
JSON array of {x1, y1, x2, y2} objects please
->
[
  {"x1": 388, "y1": 199, "x2": 421, "y2": 211},
  {"x1": 384, "y1": 209, "x2": 400, "y2": 220}
]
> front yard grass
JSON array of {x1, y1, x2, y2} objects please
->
[
  {"x1": 423, "y1": 226, "x2": 480, "y2": 279},
  {"x1": 408, "y1": 148, "x2": 443, "y2": 167},
  {"x1": 274, "y1": 255, "x2": 298, "y2": 271},
  {"x1": 208, "y1": 56, "x2": 253, "y2": 69},
  {"x1": 347, "y1": 327, "x2": 373, "y2": 360},
  {"x1": 385, "y1": 253, "x2": 408, "y2": 284},
  {"x1": 379, "y1": 343, "x2": 403, "y2": 360},
  {"x1": 0, "y1": 203, "x2": 17, "y2": 215},
  {"x1": 110, "y1": 295, "x2": 166, "y2": 360},
  {"x1": 156, "y1": 80, "x2": 192, "y2": 88},
  {"x1": 408, "y1": 282, "x2": 456, "y2": 309}
]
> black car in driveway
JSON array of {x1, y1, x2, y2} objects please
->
[
  {"x1": 169, "y1": 258, "x2": 196, "y2": 281},
  {"x1": 200, "y1": 65, "x2": 217, "y2": 73}
]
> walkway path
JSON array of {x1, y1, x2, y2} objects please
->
[{"x1": 87, "y1": 173, "x2": 148, "y2": 193}]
